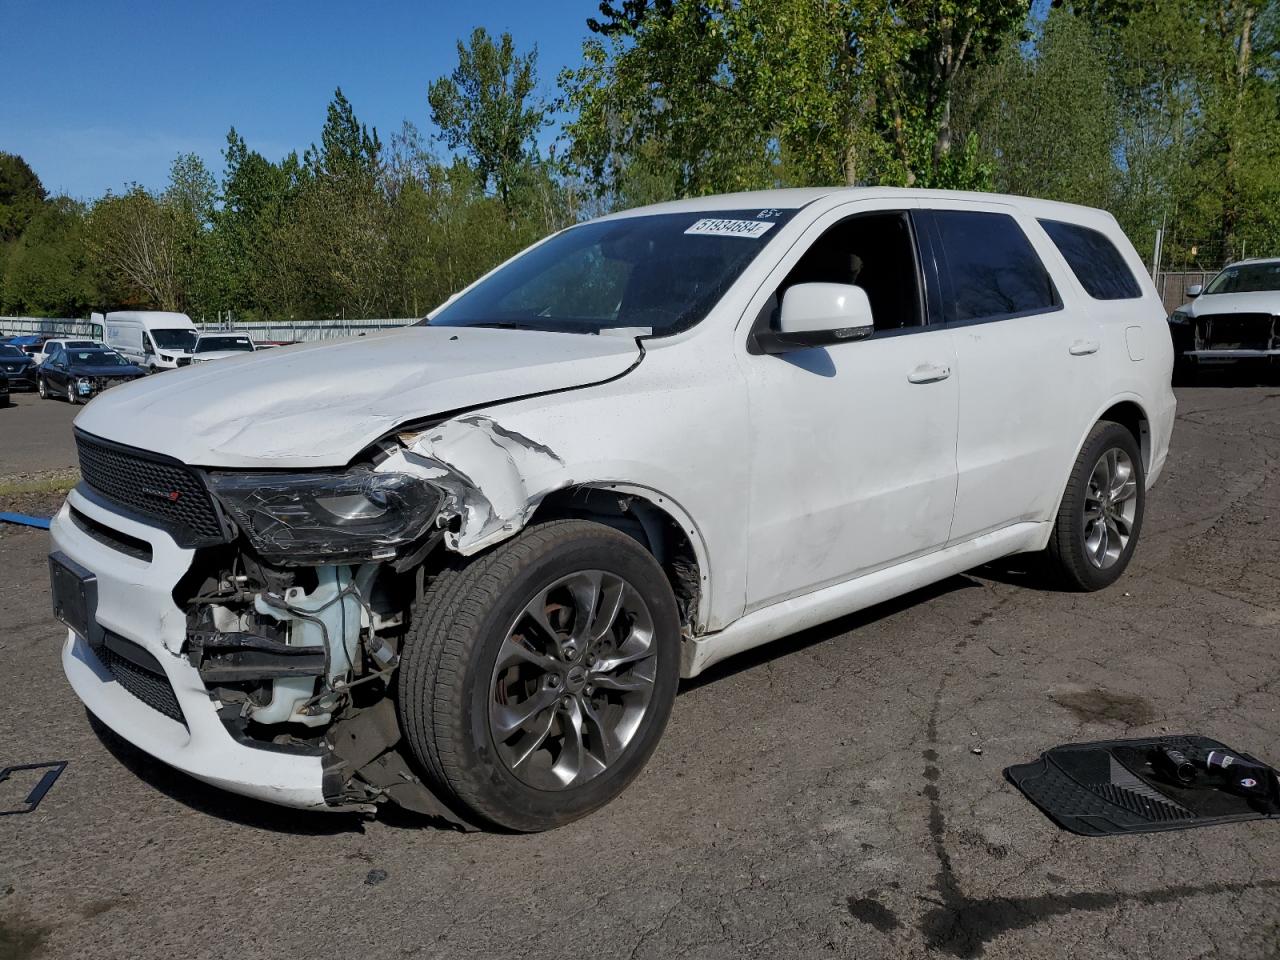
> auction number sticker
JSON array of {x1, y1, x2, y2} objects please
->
[{"x1": 684, "y1": 218, "x2": 776, "y2": 239}]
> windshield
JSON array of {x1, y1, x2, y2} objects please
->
[
  {"x1": 1204, "y1": 262, "x2": 1280, "y2": 295},
  {"x1": 0, "y1": 345, "x2": 25, "y2": 359},
  {"x1": 195, "y1": 335, "x2": 254, "y2": 353},
  {"x1": 71, "y1": 350, "x2": 129, "y2": 366},
  {"x1": 151, "y1": 328, "x2": 198, "y2": 350},
  {"x1": 425, "y1": 209, "x2": 796, "y2": 337}
]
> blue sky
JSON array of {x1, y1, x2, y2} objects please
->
[{"x1": 0, "y1": 0, "x2": 599, "y2": 199}]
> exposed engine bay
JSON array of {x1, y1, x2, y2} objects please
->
[{"x1": 173, "y1": 544, "x2": 473, "y2": 822}]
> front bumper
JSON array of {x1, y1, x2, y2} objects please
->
[
  {"x1": 52, "y1": 489, "x2": 329, "y2": 809},
  {"x1": 4, "y1": 368, "x2": 37, "y2": 390},
  {"x1": 1185, "y1": 349, "x2": 1280, "y2": 361}
]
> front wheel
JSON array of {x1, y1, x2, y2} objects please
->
[
  {"x1": 1044, "y1": 421, "x2": 1145, "y2": 591},
  {"x1": 398, "y1": 520, "x2": 681, "y2": 831}
]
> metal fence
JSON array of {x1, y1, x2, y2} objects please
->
[
  {"x1": 1154, "y1": 271, "x2": 1221, "y2": 314},
  {"x1": 0, "y1": 316, "x2": 418, "y2": 342}
]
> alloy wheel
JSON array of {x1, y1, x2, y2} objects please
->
[
  {"x1": 489, "y1": 569, "x2": 658, "y2": 791},
  {"x1": 1082, "y1": 447, "x2": 1138, "y2": 569}
]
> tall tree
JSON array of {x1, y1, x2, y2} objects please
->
[
  {"x1": 958, "y1": 9, "x2": 1119, "y2": 208},
  {"x1": 428, "y1": 28, "x2": 547, "y2": 211},
  {"x1": 307, "y1": 87, "x2": 382, "y2": 181},
  {"x1": 0, "y1": 152, "x2": 46, "y2": 241},
  {"x1": 0, "y1": 197, "x2": 93, "y2": 316},
  {"x1": 85, "y1": 187, "x2": 184, "y2": 311}
]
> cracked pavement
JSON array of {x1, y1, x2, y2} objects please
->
[{"x1": 2, "y1": 383, "x2": 1279, "y2": 959}]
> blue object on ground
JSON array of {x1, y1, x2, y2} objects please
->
[{"x1": 0, "y1": 512, "x2": 52, "y2": 529}]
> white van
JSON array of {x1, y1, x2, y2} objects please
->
[{"x1": 103, "y1": 311, "x2": 198, "y2": 371}]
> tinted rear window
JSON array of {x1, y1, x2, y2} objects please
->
[
  {"x1": 932, "y1": 211, "x2": 1060, "y2": 323},
  {"x1": 1038, "y1": 219, "x2": 1142, "y2": 300}
]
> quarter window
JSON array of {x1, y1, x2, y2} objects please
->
[
  {"x1": 1038, "y1": 219, "x2": 1142, "y2": 300},
  {"x1": 932, "y1": 210, "x2": 1060, "y2": 323}
]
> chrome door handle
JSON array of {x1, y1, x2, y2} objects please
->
[
  {"x1": 1069, "y1": 339, "x2": 1100, "y2": 356},
  {"x1": 907, "y1": 363, "x2": 952, "y2": 384}
]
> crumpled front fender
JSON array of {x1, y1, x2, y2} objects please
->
[{"x1": 379, "y1": 415, "x2": 568, "y2": 556}]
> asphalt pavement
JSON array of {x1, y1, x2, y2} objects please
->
[{"x1": 1, "y1": 384, "x2": 1278, "y2": 960}]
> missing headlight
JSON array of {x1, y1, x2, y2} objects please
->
[{"x1": 206, "y1": 469, "x2": 442, "y2": 565}]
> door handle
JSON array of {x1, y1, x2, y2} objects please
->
[
  {"x1": 1069, "y1": 339, "x2": 1100, "y2": 356},
  {"x1": 907, "y1": 362, "x2": 952, "y2": 384}
]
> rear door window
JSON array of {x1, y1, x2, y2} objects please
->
[
  {"x1": 1038, "y1": 219, "x2": 1142, "y2": 300},
  {"x1": 929, "y1": 210, "x2": 1060, "y2": 323}
]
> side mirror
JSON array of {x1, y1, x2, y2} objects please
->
[
  {"x1": 1186, "y1": 284, "x2": 1202, "y2": 298},
  {"x1": 755, "y1": 283, "x2": 875, "y2": 354}
]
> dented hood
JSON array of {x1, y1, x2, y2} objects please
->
[{"x1": 73, "y1": 326, "x2": 642, "y2": 467}]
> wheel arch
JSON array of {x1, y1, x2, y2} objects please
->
[
  {"x1": 1094, "y1": 398, "x2": 1151, "y2": 475},
  {"x1": 528, "y1": 483, "x2": 711, "y2": 636},
  {"x1": 1037, "y1": 394, "x2": 1149, "y2": 542}
]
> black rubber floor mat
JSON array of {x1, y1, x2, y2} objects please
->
[{"x1": 1005, "y1": 735, "x2": 1280, "y2": 837}]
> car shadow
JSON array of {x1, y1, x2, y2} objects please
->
[
  {"x1": 1173, "y1": 364, "x2": 1280, "y2": 388},
  {"x1": 966, "y1": 554, "x2": 1078, "y2": 593},
  {"x1": 680, "y1": 574, "x2": 983, "y2": 692}
]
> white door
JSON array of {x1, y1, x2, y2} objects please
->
[
  {"x1": 740, "y1": 204, "x2": 960, "y2": 611},
  {"x1": 920, "y1": 203, "x2": 1105, "y2": 541}
]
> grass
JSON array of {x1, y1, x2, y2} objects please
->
[{"x1": 0, "y1": 468, "x2": 79, "y2": 498}]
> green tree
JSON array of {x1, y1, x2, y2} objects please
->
[
  {"x1": 1, "y1": 197, "x2": 93, "y2": 316},
  {"x1": 428, "y1": 28, "x2": 547, "y2": 211},
  {"x1": 561, "y1": 0, "x2": 1028, "y2": 199},
  {"x1": 85, "y1": 186, "x2": 185, "y2": 311},
  {"x1": 0, "y1": 152, "x2": 46, "y2": 241},
  {"x1": 958, "y1": 9, "x2": 1119, "y2": 207}
]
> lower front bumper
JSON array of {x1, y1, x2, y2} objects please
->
[
  {"x1": 52, "y1": 490, "x2": 330, "y2": 810},
  {"x1": 63, "y1": 630, "x2": 329, "y2": 808}
]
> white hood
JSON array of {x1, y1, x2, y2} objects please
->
[
  {"x1": 1186, "y1": 291, "x2": 1280, "y2": 316},
  {"x1": 74, "y1": 327, "x2": 642, "y2": 467}
]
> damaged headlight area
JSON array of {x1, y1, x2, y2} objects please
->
[{"x1": 207, "y1": 469, "x2": 443, "y2": 565}]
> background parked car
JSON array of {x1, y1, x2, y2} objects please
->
[
  {"x1": 0, "y1": 370, "x2": 9, "y2": 407},
  {"x1": 1168, "y1": 257, "x2": 1280, "y2": 377},
  {"x1": 0, "y1": 343, "x2": 39, "y2": 390},
  {"x1": 36, "y1": 338, "x2": 101, "y2": 366},
  {"x1": 189, "y1": 333, "x2": 257, "y2": 363},
  {"x1": 38, "y1": 345, "x2": 145, "y2": 404}
]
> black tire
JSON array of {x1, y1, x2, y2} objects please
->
[
  {"x1": 37, "y1": 376, "x2": 48, "y2": 399},
  {"x1": 398, "y1": 519, "x2": 681, "y2": 831},
  {"x1": 1045, "y1": 421, "x2": 1145, "y2": 591}
]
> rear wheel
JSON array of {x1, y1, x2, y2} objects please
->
[
  {"x1": 37, "y1": 377, "x2": 48, "y2": 399},
  {"x1": 398, "y1": 520, "x2": 681, "y2": 831},
  {"x1": 1045, "y1": 421, "x2": 1145, "y2": 591}
]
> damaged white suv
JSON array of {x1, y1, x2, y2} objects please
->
[{"x1": 50, "y1": 188, "x2": 1176, "y2": 830}]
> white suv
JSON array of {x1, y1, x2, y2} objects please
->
[
  {"x1": 1168, "y1": 257, "x2": 1280, "y2": 374},
  {"x1": 49, "y1": 188, "x2": 1175, "y2": 830}
]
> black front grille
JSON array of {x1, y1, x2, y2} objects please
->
[
  {"x1": 75, "y1": 431, "x2": 227, "y2": 546},
  {"x1": 94, "y1": 634, "x2": 186, "y2": 726},
  {"x1": 1196, "y1": 313, "x2": 1276, "y2": 351}
]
